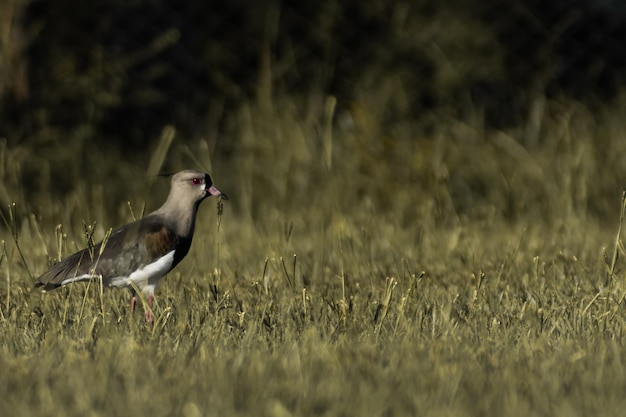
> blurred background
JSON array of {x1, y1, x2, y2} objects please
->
[{"x1": 2, "y1": 0, "x2": 626, "y2": 231}]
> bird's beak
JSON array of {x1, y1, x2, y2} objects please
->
[{"x1": 207, "y1": 184, "x2": 228, "y2": 200}]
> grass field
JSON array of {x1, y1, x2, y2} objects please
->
[{"x1": 2, "y1": 96, "x2": 626, "y2": 417}]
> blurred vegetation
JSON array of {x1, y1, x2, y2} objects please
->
[
  {"x1": 0, "y1": 1, "x2": 625, "y2": 222},
  {"x1": 2, "y1": 1, "x2": 626, "y2": 416}
]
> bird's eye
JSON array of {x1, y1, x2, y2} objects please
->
[{"x1": 191, "y1": 178, "x2": 202, "y2": 185}]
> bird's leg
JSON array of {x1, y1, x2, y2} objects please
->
[
  {"x1": 130, "y1": 289, "x2": 137, "y2": 313},
  {"x1": 145, "y1": 294, "x2": 154, "y2": 324}
]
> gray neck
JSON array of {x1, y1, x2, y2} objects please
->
[{"x1": 151, "y1": 196, "x2": 201, "y2": 238}]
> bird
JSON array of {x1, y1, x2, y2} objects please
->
[{"x1": 35, "y1": 169, "x2": 228, "y2": 323}]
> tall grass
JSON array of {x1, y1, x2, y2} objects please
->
[{"x1": 1, "y1": 92, "x2": 626, "y2": 416}]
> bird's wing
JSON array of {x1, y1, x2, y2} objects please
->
[{"x1": 35, "y1": 216, "x2": 181, "y2": 291}]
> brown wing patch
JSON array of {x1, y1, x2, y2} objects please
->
[{"x1": 144, "y1": 225, "x2": 177, "y2": 259}]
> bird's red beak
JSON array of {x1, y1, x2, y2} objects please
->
[{"x1": 207, "y1": 184, "x2": 228, "y2": 200}]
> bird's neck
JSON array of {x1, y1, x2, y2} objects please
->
[{"x1": 152, "y1": 198, "x2": 201, "y2": 238}]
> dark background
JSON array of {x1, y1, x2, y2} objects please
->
[
  {"x1": 2, "y1": 0, "x2": 626, "y2": 225},
  {"x1": 3, "y1": 0, "x2": 626, "y2": 148}
]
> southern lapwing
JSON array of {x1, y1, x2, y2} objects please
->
[{"x1": 35, "y1": 169, "x2": 227, "y2": 323}]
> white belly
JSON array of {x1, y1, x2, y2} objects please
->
[
  {"x1": 61, "y1": 250, "x2": 175, "y2": 296},
  {"x1": 110, "y1": 250, "x2": 175, "y2": 294}
]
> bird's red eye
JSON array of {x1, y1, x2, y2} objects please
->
[{"x1": 191, "y1": 178, "x2": 202, "y2": 185}]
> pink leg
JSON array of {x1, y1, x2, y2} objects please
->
[
  {"x1": 145, "y1": 295, "x2": 154, "y2": 324},
  {"x1": 130, "y1": 296, "x2": 137, "y2": 313}
]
